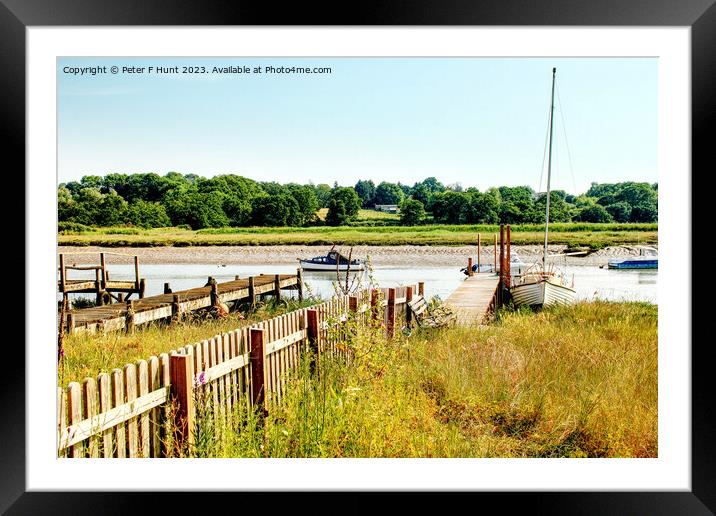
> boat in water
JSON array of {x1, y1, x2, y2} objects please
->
[
  {"x1": 299, "y1": 247, "x2": 364, "y2": 272},
  {"x1": 606, "y1": 247, "x2": 658, "y2": 269},
  {"x1": 510, "y1": 68, "x2": 576, "y2": 308}
]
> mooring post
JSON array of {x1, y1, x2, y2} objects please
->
[
  {"x1": 125, "y1": 300, "x2": 136, "y2": 333},
  {"x1": 494, "y1": 234, "x2": 497, "y2": 272},
  {"x1": 467, "y1": 257, "x2": 474, "y2": 277},
  {"x1": 210, "y1": 281, "x2": 219, "y2": 306},
  {"x1": 100, "y1": 253, "x2": 106, "y2": 290},
  {"x1": 249, "y1": 328, "x2": 267, "y2": 413},
  {"x1": 66, "y1": 313, "x2": 75, "y2": 335},
  {"x1": 134, "y1": 256, "x2": 140, "y2": 290},
  {"x1": 477, "y1": 234, "x2": 481, "y2": 271},
  {"x1": 274, "y1": 274, "x2": 281, "y2": 302},
  {"x1": 296, "y1": 268, "x2": 303, "y2": 301},
  {"x1": 506, "y1": 224, "x2": 511, "y2": 286},
  {"x1": 235, "y1": 275, "x2": 240, "y2": 280},
  {"x1": 418, "y1": 282, "x2": 425, "y2": 297},
  {"x1": 171, "y1": 294, "x2": 180, "y2": 323},
  {"x1": 95, "y1": 268, "x2": 103, "y2": 306},
  {"x1": 387, "y1": 288, "x2": 396, "y2": 337},
  {"x1": 307, "y1": 309, "x2": 319, "y2": 371},
  {"x1": 405, "y1": 286, "x2": 413, "y2": 327},
  {"x1": 59, "y1": 254, "x2": 66, "y2": 294},
  {"x1": 164, "y1": 282, "x2": 172, "y2": 294},
  {"x1": 138, "y1": 278, "x2": 146, "y2": 299},
  {"x1": 499, "y1": 224, "x2": 505, "y2": 306},
  {"x1": 248, "y1": 276, "x2": 256, "y2": 307},
  {"x1": 170, "y1": 353, "x2": 195, "y2": 448}
]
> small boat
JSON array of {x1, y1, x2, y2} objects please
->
[
  {"x1": 299, "y1": 248, "x2": 364, "y2": 272},
  {"x1": 510, "y1": 68, "x2": 576, "y2": 308},
  {"x1": 605, "y1": 246, "x2": 658, "y2": 269},
  {"x1": 461, "y1": 254, "x2": 528, "y2": 276}
]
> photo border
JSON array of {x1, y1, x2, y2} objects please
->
[{"x1": 5, "y1": 0, "x2": 713, "y2": 513}]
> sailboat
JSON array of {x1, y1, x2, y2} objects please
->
[{"x1": 510, "y1": 68, "x2": 576, "y2": 308}]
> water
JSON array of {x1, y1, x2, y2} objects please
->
[{"x1": 60, "y1": 263, "x2": 657, "y2": 305}]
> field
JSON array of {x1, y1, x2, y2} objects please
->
[
  {"x1": 59, "y1": 299, "x2": 658, "y2": 458},
  {"x1": 58, "y1": 223, "x2": 657, "y2": 249}
]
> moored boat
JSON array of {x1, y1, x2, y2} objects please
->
[
  {"x1": 299, "y1": 249, "x2": 364, "y2": 271},
  {"x1": 509, "y1": 67, "x2": 576, "y2": 308}
]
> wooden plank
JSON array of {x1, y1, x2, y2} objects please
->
[
  {"x1": 82, "y1": 377, "x2": 100, "y2": 457},
  {"x1": 57, "y1": 387, "x2": 68, "y2": 458},
  {"x1": 222, "y1": 333, "x2": 232, "y2": 425},
  {"x1": 170, "y1": 353, "x2": 195, "y2": 449},
  {"x1": 124, "y1": 363, "x2": 139, "y2": 457},
  {"x1": 137, "y1": 360, "x2": 150, "y2": 457},
  {"x1": 67, "y1": 382, "x2": 83, "y2": 457},
  {"x1": 58, "y1": 387, "x2": 170, "y2": 450},
  {"x1": 148, "y1": 356, "x2": 161, "y2": 457},
  {"x1": 111, "y1": 369, "x2": 126, "y2": 458},
  {"x1": 250, "y1": 328, "x2": 266, "y2": 411},
  {"x1": 159, "y1": 353, "x2": 170, "y2": 457}
]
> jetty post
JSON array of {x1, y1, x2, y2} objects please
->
[{"x1": 477, "y1": 234, "x2": 481, "y2": 271}]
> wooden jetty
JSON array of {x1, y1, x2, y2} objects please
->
[
  {"x1": 59, "y1": 252, "x2": 145, "y2": 306},
  {"x1": 445, "y1": 274, "x2": 501, "y2": 326},
  {"x1": 446, "y1": 223, "x2": 513, "y2": 327},
  {"x1": 63, "y1": 273, "x2": 302, "y2": 335}
]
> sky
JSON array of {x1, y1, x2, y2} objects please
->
[{"x1": 57, "y1": 57, "x2": 657, "y2": 195}]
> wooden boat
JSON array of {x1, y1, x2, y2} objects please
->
[
  {"x1": 510, "y1": 68, "x2": 576, "y2": 308},
  {"x1": 299, "y1": 248, "x2": 364, "y2": 272}
]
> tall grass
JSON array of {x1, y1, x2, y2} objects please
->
[{"x1": 189, "y1": 300, "x2": 657, "y2": 458}]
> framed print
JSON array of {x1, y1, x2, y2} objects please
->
[{"x1": 5, "y1": 0, "x2": 714, "y2": 513}]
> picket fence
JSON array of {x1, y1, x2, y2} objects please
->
[{"x1": 57, "y1": 284, "x2": 422, "y2": 458}]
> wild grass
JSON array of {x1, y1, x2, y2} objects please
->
[
  {"x1": 58, "y1": 298, "x2": 316, "y2": 387},
  {"x1": 187, "y1": 300, "x2": 658, "y2": 458},
  {"x1": 58, "y1": 223, "x2": 657, "y2": 249}
]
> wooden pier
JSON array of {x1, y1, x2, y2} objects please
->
[
  {"x1": 59, "y1": 252, "x2": 145, "y2": 306},
  {"x1": 63, "y1": 273, "x2": 302, "y2": 335},
  {"x1": 445, "y1": 273, "x2": 501, "y2": 326}
]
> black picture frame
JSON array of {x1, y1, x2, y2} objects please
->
[{"x1": 4, "y1": 1, "x2": 712, "y2": 513}]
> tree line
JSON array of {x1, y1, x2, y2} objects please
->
[{"x1": 58, "y1": 172, "x2": 657, "y2": 229}]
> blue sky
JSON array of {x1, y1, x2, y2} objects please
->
[{"x1": 58, "y1": 57, "x2": 656, "y2": 195}]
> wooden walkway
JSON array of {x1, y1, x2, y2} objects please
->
[
  {"x1": 445, "y1": 273, "x2": 501, "y2": 327},
  {"x1": 64, "y1": 274, "x2": 300, "y2": 335}
]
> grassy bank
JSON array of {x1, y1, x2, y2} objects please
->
[
  {"x1": 183, "y1": 300, "x2": 658, "y2": 458},
  {"x1": 58, "y1": 299, "x2": 316, "y2": 386},
  {"x1": 58, "y1": 223, "x2": 657, "y2": 249}
]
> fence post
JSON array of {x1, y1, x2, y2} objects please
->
[
  {"x1": 307, "y1": 309, "x2": 319, "y2": 372},
  {"x1": 370, "y1": 289, "x2": 379, "y2": 325},
  {"x1": 249, "y1": 328, "x2": 267, "y2": 413},
  {"x1": 248, "y1": 277, "x2": 256, "y2": 307},
  {"x1": 171, "y1": 294, "x2": 180, "y2": 324},
  {"x1": 274, "y1": 274, "x2": 281, "y2": 302},
  {"x1": 296, "y1": 268, "x2": 303, "y2": 301},
  {"x1": 100, "y1": 252, "x2": 107, "y2": 290},
  {"x1": 477, "y1": 234, "x2": 481, "y2": 271},
  {"x1": 170, "y1": 353, "x2": 195, "y2": 449},
  {"x1": 125, "y1": 300, "x2": 135, "y2": 333},
  {"x1": 418, "y1": 282, "x2": 425, "y2": 297},
  {"x1": 95, "y1": 268, "x2": 103, "y2": 306},
  {"x1": 405, "y1": 286, "x2": 413, "y2": 327},
  {"x1": 348, "y1": 296, "x2": 358, "y2": 313},
  {"x1": 387, "y1": 288, "x2": 396, "y2": 337},
  {"x1": 66, "y1": 313, "x2": 75, "y2": 335}
]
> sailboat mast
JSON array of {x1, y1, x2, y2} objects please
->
[{"x1": 543, "y1": 67, "x2": 556, "y2": 270}]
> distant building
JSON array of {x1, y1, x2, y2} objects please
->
[{"x1": 374, "y1": 204, "x2": 400, "y2": 214}]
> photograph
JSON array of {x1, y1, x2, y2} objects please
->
[
  {"x1": 55, "y1": 56, "x2": 659, "y2": 460},
  {"x1": 9, "y1": 15, "x2": 709, "y2": 511}
]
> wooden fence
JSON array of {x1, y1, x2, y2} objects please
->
[{"x1": 57, "y1": 284, "x2": 423, "y2": 458}]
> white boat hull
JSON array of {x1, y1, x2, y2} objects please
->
[
  {"x1": 299, "y1": 261, "x2": 364, "y2": 272},
  {"x1": 510, "y1": 278, "x2": 576, "y2": 307}
]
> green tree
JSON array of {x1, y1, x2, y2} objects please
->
[
  {"x1": 399, "y1": 199, "x2": 426, "y2": 225},
  {"x1": 127, "y1": 200, "x2": 171, "y2": 228},
  {"x1": 630, "y1": 203, "x2": 658, "y2": 222},
  {"x1": 96, "y1": 191, "x2": 129, "y2": 226},
  {"x1": 606, "y1": 202, "x2": 632, "y2": 223},
  {"x1": 577, "y1": 204, "x2": 613, "y2": 223},
  {"x1": 325, "y1": 198, "x2": 348, "y2": 226},
  {"x1": 467, "y1": 191, "x2": 499, "y2": 224},
  {"x1": 354, "y1": 180, "x2": 376, "y2": 207},
  {"x1": 373, "y1": 182, "x2": 405, "y2": 206},
  {"x1": 287, "y1": 185, "x2": 319, "y2": 226},
  {"x1": 251, "y1": 194, "x2": 301, "y2": 227},
  {"x1": 411, "y1": 184, "x2": 431, "y2": 206},
  {"x1": 57, "y1": 186, "x2": 78, "y2": 222},
  {"x1": 330, "y1": 187, "x2": 362, "y2": 219},
  {"x1": 313, "y1": 183, "x2": 333, "y2": 208},
  {"x1": 184, "y1": 191, "x2": 229, "y2": 229}
]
